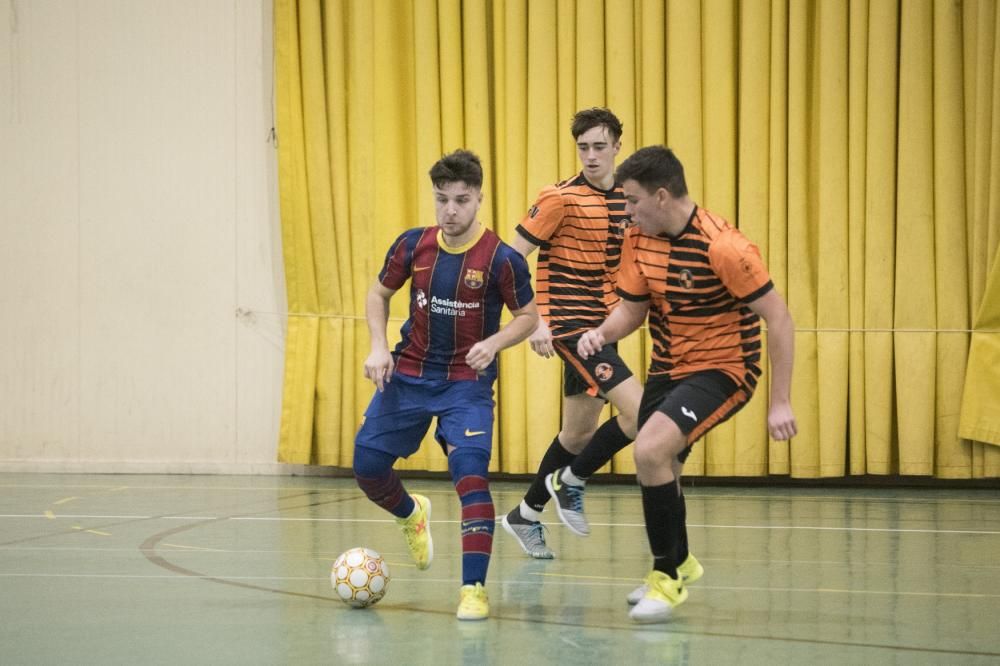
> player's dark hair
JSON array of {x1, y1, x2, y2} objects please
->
[
  {"x1": 615, "y1": 146, "x2": 688, "y2": 197},
  {"x1": 429, "y1": 149, "x2": 483, "y2": 190},
  {"x1": 571, "y1": 107, "x2": 623, "y2": 143}
]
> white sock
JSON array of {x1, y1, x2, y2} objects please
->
[
  {"x1": 561, "y1": 467, "x2": 585, "y2": 486},
  {"x1": 519, "y1": 500, "x2": 542, "y2": 522}
]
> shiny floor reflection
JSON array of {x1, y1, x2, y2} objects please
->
[{"x1": 0, "y1": 474, "x2": 998, "y2": 664}]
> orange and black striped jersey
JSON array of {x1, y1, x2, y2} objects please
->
[
  {"x1": 616, "y1": 206, "x2": 773, "y2": 389},
  {"x1": 516, "y1": 173, "x2": 629, "y2": 338}
]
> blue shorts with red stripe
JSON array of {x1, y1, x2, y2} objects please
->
[{"x1": 354, "y1": 372, "x2": 495, "y2": 458}]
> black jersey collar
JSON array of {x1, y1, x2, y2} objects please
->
[{"x1": 658, "y1": 204, "x2": 698, "y2": 239}]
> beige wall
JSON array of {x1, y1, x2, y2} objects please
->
[{"x1": 0, "y1": 0, "x2": 288, "y2": 473}]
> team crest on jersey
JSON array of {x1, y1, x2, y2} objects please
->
[
  {"x1": 463, "y1": 268, "x2": 484, "y2": 289},
  {"x1": 679, "y1": 268, "x2": 694, "y2": 289},
  {"x1": 740, "y1": 256, "x2": 756, "y2": 276},
  {"x1": 415, "y1": 288, "x2": 428, "y2": 309},
  {"x1": 595, "y1": 363, "x2": 614, "y2": 382}
]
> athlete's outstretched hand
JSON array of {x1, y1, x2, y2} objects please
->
[
  {"x1": 528, "y1": 318, "x2": 556, "y2": 358},
  {"x1": 363, "y1": 348, "x2": 395, "y2": 392},
  {"x1": 466, "y1": 340, "x2": 500, "y2": 372},
  {"x1": 767, "y1": 400, "x2": 797, "y2": 441},
  {"x1": 577, "y1": 329, "x2": 605, "y2": 359}
]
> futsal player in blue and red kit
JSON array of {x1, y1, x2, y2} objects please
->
[{"x1": 353, "y1": 150, "x2": 538, "y2": 620}]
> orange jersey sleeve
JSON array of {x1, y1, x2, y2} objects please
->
[
  {"x1": 517, "y1": 185, "x2": 565, "y2": 245},
  {"x1": 709, "y1": 228, "x2": 772, "y2": 301}
]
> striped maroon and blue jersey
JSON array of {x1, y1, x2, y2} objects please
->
[{"x1": 378, "y1": 225, "x2": 534, "y2": 383}]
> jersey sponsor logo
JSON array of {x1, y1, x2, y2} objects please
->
[
  {"x1": 679, "y1": 268, "x2": 694, "y2": 289},
  {"x1": 464, "y1": 428, "x2": 486, "y2": 437},
  {"x1": 413, "y1": 265, "x2": 430, "y2": 272},
  {"x1": 528, "y1": 205, "x2": 540, "y2": 218},
  {"x1": 595, "y1": 362, "x2": 614, "y2": 382},
  {"x1": 415, "y1": 288, "x2": 428, "y2": 309},
  {"x1": 463, "y1": 268, "x2": 484, "y2": 289},
  {"x1": 681, "y1": 406, "x2": 698, "y2": 422},
  {"x1": 430, "y1": 295, "x2": 480, "y2": 317}
]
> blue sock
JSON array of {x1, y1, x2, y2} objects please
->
[{"x1": 448, "y1": 447, "x2": 494, "y2": 585}]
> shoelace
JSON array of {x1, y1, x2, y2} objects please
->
[
  {"x1": 524, "y1": 522, "x2": 548, "y2": 548},
  {"x1": 461, "y1": 584, "x2": 487, "y2": 608},
  {"x1": 563, "y1": 484, "x2": 584, "y2": 512}
]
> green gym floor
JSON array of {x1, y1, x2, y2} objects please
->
[{"x1": 1, "y1": 474, "x2": 998, "y2": 665}]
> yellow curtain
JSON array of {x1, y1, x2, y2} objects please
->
[{"x1": 274, "y1": 0, "x2": 1000, "y2": 479}]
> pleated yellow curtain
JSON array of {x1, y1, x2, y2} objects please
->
[{"x1": 274, "y1": 0, "x2": 1000, "y2": 479}]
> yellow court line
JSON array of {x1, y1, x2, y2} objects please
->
[
  {"x1": 53, "y1": 497, "x2": 79, "y2": 505},
  {"x1": 707, "y1": 584, "x2": 1000, "y2": 600},
  {"x1": 530, "y1": 571, "x2": 637, "y2": 583},
  {"x1": 383, "y1": 561, "x2": 420, "y2": 570},
  {"x1": 531, "y1": 572, "x2": 1000, "y2": 600},
  {"x1": 71, "y1": 526, "x2": 111, "y2": 536}
]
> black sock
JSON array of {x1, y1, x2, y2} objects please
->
[
  {"x1": 569, "y1": 416, "x2": 632, "y2": 479},
  {"x1": 640, "y1": 480, "x2": 683, "y2": 579},
  {"x1": 677, "y1": 491, "x2": 689, "y2": 563},
  {"x1": 523, "y1": 436, "x2": 576, "y2": 512}
]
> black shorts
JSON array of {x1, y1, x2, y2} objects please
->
[
  {"x1": 552, "y1": 335, "x2": 634, "y2": 399},
  {"x1": 638, "y1": 370, "x2": 753, "y2": 463}
]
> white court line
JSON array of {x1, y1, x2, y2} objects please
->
[
  {"x1": 0, "y1": 572, "x2": 997, "y2": 600},
  {"x1": 0, "y1": 573, "x2": 329, "y2": 580},
  {"x1": 0, "y1": 482, "x2": 998, "y2": 505},
  {"x1": 2, "y1": 513, "x2": 998, "y2": 535},
  {"x1": 2, "y1": 545, "x2": 999, "y2": 575}
]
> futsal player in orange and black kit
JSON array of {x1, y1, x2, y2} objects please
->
[
  {"x1": 501, "y1": 108, "x2": 645, "y2": 558},
  {"x1": 578, "y1": 146, "x2": 797, "y2": 623}
]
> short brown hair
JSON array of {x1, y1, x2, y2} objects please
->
[
  {"x1": 571, "y1": 108, "x2": 623, "y2": 143},
  {"x1": 429, "y1": 150, "x2": 483, "y2": 189},
  {"x1": 615, "y1": 146, "x2": 688, "y2": 197}
]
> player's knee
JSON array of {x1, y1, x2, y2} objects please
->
[
  {"x1": 633, "y1": 424, "x2": 685, "y2": 470},
  {"x1": 616, "y1": 412, "x2": 639, "y2": 439},
  {"x1": 558, "y1": 428, "x2": 596, "y2": 453},
  {"x1": 632, "y1": 437, "x2": 661, "y2": 469},
  {"x1": 447, "y1": 446, "x2": 490, "y2": 482},
  {"x1": 352, "y1": 446, "x2": 395, "y2": 480}
]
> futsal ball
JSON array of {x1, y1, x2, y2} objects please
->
[{"x1": 331, "y1": 547, "x2": 390, "y2": 608}]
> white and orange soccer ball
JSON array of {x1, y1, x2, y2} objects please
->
[{"x1": 331, "y1": 547, "x2": 390, "y2": 608}]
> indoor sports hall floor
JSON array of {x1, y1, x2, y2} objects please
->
[{"x1": 1, "y1": 473, "x2": 998, "y2": 665}]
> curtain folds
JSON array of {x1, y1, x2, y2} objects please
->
[{"x1": 274, "y1": 0, "x2": 1000, "y2": 478}]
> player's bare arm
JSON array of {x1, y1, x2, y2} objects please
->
[
  {"x1": 577, "y1": 298, "x2": 649, "y2": 359},
  {"x1": 363, "y1": 280, "x2": 398, "y2": 392},
  {"x1": 509, "y1": 232, "x2": 556, "y2": 359},
  {"x1": 466, "y1": 301, "x2": 540, "y2": 371},
  {"x1": 747, "y1": 288, "x2": 797, "y2": 441}
]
